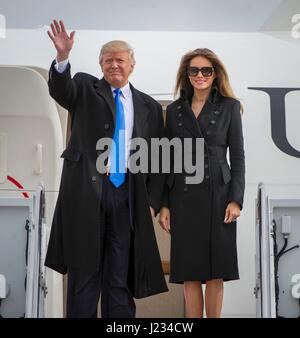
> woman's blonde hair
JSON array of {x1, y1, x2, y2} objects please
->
[{"x1": 175, "y1": 48, "x2": 242, "y2": 111}]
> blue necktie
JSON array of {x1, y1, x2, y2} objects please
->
[{"x1": 109, "y1": 88, "x2": 126, "y2": 188}]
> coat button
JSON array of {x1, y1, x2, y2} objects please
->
[
  {"x1": 92, "y1": 176, "x2": 97, "y2": 182},
  {"x1": 177, "y1": 105, "x2": 182, "y2": 109},
  {"x1": 183, "y1": 187, "x2": 188, "y2": 192},
  {"x1": 214, "y1": 110, "x2": 220, "y2": 115},
  {"x1": 206, "y1": 130, "x2": 211, "y2": 135},
  {"x1": 178, "y1": 122, "x2": 183, "y2": 127},
  {"x1": 204, "y1": 164, "x2": 209, "y2": 168},
  {"x1": 178, "y1": 113, "x2": 182, "y2": 118},
  {"x1": 210, "y1": 120, "x2": 216, "y2": 125},
  {"x1": 104, "y1": 123, "x2": 110, "y2": 130},
  {"x1": 205, "y1": 175, "x2": 210, "y2": 180}
]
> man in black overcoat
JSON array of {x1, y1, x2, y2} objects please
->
[{"x1": 45, "y1": 20, "x2": 167, "y2": 318}]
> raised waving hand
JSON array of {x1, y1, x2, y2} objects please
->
[{"x1": 47, "y1": 20, "x2": 75, "y2": 62}]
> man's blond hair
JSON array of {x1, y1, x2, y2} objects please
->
[{"x1": 99, "y1": 40, "x2": 136, "y2": 66}]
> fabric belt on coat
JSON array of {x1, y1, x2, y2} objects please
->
[{"x1": 207, "y1": 145, "x2": 227, "y2": 161}]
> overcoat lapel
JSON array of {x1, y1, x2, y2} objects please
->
[
  {"x1": 94, "y1": 78, "x2": 116, "y2": 126},
  {"x1": 131, "y1": 85, "x2": 150, "y2": 138},
  {"x1": 180, "y1": 100, "x2": 202, "y2": 138},
  {"x1": 180, "y1": 87, "x2": 223, "y2": 136},
  {"x1": 198, "y1": 91, "x2": 222, "y2": 132}
]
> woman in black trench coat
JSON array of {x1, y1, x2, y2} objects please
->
[{"x1": 159, "y1": 48, "x2": 245, "y2": 318}]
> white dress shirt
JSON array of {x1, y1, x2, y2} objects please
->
[
  {"x1": 55, "y1": 59, "x2": 134, "y2": 169},
  {"x1": 110, "y1": 83, "x2": 134, "y2": 169}
]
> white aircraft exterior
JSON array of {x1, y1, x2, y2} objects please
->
[{"x1": 0, "y1": 1, "x2": 300, "y2": 318}]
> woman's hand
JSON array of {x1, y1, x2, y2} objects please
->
[
  {"x1": 159, "y1": 207, "x2": 171, "y2": 233},
  {"x1": 224, "y1": 201, "x2": 241, "y2": 223}
]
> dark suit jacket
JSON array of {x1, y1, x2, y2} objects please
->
[{"x1": 45, "y1": 61, "x2": 167, "y2": 298}]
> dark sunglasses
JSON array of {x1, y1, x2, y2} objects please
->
[{"x1": 187, "y1": 66, "x2": 214, "y2": 77}]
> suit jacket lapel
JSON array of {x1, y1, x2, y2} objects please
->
[
  {"x1": 94, "y1": 78, "x2": 116, "y2": 126},
  {"x1": 131, "y1": 84, "x2": 150, "y2": 138}
]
